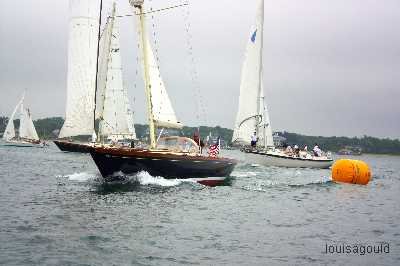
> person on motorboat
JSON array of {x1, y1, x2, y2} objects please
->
[
  {"x1": 294, "y1": 144, "x2": 300, "y2": 156},
  {"x1": 192, "y1": 131, "x2": 205, "y2": 153},
  {"x1": 285, "y1": 145, "x2": 293, "y2": 155},
  {"x1": 251, "y1": 132, "x2": 258, "y2": 147},
  {"x1": 313, "y1": 144, "x2": 322, "y2": 157}
]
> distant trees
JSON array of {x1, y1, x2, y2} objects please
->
[
  {"x1": 281, "y1": 132, "x2": 400, "y2": 155},
  {"x1": 33, "y1": 117, "x2": 64, "y2": 139},
  {"x1": 1, "y1": 115, "x2": 399, "y2": 154}
]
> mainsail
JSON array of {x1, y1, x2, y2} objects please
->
[
  {"x1": 59, "y1": 0, "x2": 100, "y2": 138},
  {"x1": 19, "y1": 106, "x2": 39, "y2": 141},
  {"x1": 143, "y1": 35, "x2": 182, "y2": 129},
  {"x1": 98, "y1": 5, "x2": 137, "y2": 140},
  {"x1": 233, "y1": 0, "x2": 273, "y2": 147}
]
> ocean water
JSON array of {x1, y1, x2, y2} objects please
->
[{"x1": 0, "y1": 144, "x2": 399, "y2": 265}]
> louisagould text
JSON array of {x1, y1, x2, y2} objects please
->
[{"x1": 324, "y1": 243, "x2": 390, "y2": 255}]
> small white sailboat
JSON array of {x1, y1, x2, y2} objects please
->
[
  {"x1": 232, "y1": 0, "x2": 332, "y2": 169},
  {"x1": 2, "y1": 93, "x2": 43, "y2": 148}
]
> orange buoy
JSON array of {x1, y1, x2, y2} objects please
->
[{"x1": 332, "y1": 159, "x2": 371, "y2": 185}]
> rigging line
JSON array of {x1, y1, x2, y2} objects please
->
[
  {"x1": 182, "y1": 1, "x2": 207, "y2": 127},
  {"x1": 114, "y1": 2, "x2": 188, "y2": 18}
]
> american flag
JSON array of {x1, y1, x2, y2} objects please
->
[{"x1": 208, "y1": 137, "x2": 220, "y2": 157}]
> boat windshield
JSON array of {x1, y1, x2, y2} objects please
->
[{"x1": 157, "y1": 136, "x2": 199, "y2": 153}]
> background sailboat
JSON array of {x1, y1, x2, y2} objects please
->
[
  {"x1": 233, "y1": 0, "x2": 332, "y2": 169},
  {"x1": 55, "y1": 1, "x2": 136, "y2": 152},
  {"x1": 232, "y1": 0, "x2": 273, "y2": 148},
  {"x1": 2, "y1": 93, "x2": 42, "y2": 148}
]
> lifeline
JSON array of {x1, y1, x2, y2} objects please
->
[{"x1": 324, "y1": 243, "x2": 389, "y2": 255}]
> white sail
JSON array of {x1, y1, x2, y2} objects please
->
[
  {"x1": 259, "y1": 82, "x2": 274, "y2": 147},
  {"x1": 19, "y1": 107, "x2": 39, "y2": 141},
  {"x1": 2, "y1": 95, "x2": 24, "y2": 141},
  {"x1": 232, "y1": 0, "x2": 265, "y2": 145},
  {"x1": 99, "y1": 10, "x2": 136, "y2": 139},
  {"x1": 140, "y1": 33, "x2": 182, "y2": 129},
  {"x1": 95, "y1": 15, "x2": 114, "y2": 120},
  {"x1": 59, "y1": 0, "x2": 100, "y2": 138}
]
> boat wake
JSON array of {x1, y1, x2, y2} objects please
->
[
  {"x1": 61, "y1": 172, "x2": 99, "y2": 182},
  {"x1": 59, "y1": 170, "x2": 203, "y2": 190},
  {"x1": 133, "y1": 171, "x2": 196, "y2": 187}
]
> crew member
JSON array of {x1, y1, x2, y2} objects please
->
[
  {"x1": 251, "y1": 132, "x2": 258, "y2": 147},
  {"x1": 313, "y1": 143, "x2": 322, "y2": 157}
]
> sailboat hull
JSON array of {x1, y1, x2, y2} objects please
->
[
  {"x1": 243, "y1": 149, "x2": 333, "y2": 169},
  {"x1": 90, "y1": 146, "x2": 237, "y2": 186},
  {"x1": 1, "y1": 141, "x2": 43, "y2": 148},
  {"x1": 53, "y1": 140, "x2": 93, "y2": 153}
]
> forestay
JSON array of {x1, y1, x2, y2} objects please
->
[{"x1": 59, "y1": 0, "x2": 99, "y2": 138}]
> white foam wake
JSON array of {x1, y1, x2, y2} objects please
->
[
  {"x1": 231, "y1": 171, "x2": 258, "y2": 178},
  {"x1": 63, "y1": 172, "x2": 96, "y2": 182},
  {"x1": 134, "y1": 171, "x2": 194, "y2": 187}
]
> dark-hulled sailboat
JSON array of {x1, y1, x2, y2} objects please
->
[{"x1": 89, "y1": 0, "x2": 237, "y2": 186}]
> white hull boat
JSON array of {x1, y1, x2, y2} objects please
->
[
  {"x1": 243, "y1": 148, "x2": 333, "y2": 169},
  {"x1": 1, "y1": 140, "x2": 44, "y2": 148}
]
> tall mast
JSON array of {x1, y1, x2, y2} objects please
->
[
  {"x1": 93, "y1": 0, "x2": 104, "y2": 141},
  {"x1": 130, "y1": 0, "x2": 156, "y2": 149}
]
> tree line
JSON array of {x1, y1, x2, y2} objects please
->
[{"x1": 1, "y1": 116, "x2": 399, "y2": 154}]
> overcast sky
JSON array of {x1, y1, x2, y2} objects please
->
[{"x1": 0, "y1": 0, "x2": 399, "y2": 139}]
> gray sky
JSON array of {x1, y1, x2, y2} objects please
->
[{"x1": 0, "y1": 0, "x2": 399, "y2": 139}]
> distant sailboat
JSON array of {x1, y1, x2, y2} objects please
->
[
  {"x1": 54, "y1": 1, "x2": 136, "y2": 152},
  {"x1": 89, "y1": 0, "x2": 237, "y2": 186},
  {"x1": 232, "y1": 0, "x2": 332, "y2": 169},
  {"x1": 2, "y1": 93, "x2": 43, "y2": 148}
]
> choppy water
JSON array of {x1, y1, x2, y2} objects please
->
[{"x1": 0, "y1": 144, "x2": 399, "y2": 265}]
